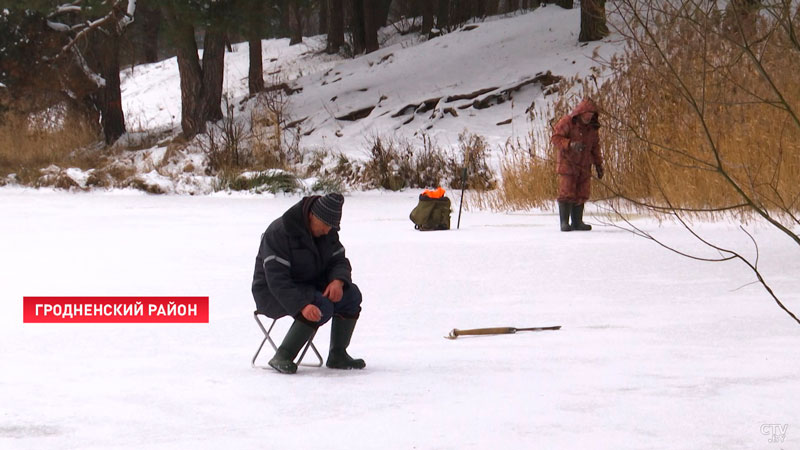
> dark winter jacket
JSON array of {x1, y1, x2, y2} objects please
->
[
  {"x1": 251, "y1": 196, "x2": 352, "y2": 319},
  {"x1": 551, "y1": 98, "x2": 604, "y2": 179}
]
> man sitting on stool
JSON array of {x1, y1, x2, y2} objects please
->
[{"x1": 251, "y1": 193, "x2": 365, "y2": 374}]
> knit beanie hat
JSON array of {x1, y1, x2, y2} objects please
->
[{"x1": 311, "y1": 193, "x2": 344, "y2": 230}]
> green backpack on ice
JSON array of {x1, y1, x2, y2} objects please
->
[{"x1": 410, "y1": 190, "x2": 451, "y2": 231}]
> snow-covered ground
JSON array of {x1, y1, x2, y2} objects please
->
[{"x1": 1, "y1": 188, "x2": 798, "y2": 449}]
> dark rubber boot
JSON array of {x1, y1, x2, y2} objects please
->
[
  {"x1": 268, "y1": 319, "x2": 317, "y2": 374},
  {"x1": 571, "y1": 203, "x2": 592, "y2": 231},
  {"x1": 326, "y1": 317, "x2": 366, "y2": 370},
  {"x1": 558, "y1": 201, "x2": 573, "y2": 232}
]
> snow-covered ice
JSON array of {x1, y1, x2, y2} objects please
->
[{"x1": 1, "y1": 189, "x2": 798, "y2": 449}]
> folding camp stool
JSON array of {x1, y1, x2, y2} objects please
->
[{"x1": 251, "y1": 311, "x2": 323, "y2": 369}]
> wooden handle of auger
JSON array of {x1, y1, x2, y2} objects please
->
[{"x1": 449, "y1": 327, "x2": 517, "y2": 338}]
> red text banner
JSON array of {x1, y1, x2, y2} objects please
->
[{"x1": 23, "y1": 297, "x2": 209, "y2": 323}]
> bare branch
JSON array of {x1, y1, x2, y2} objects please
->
[
  {"x1": 597, "y1": 0, "x2": 800, "y2": 325},
  {"x1": 599, "y1": 201, "x2": 800, "y2": 325},
  {"x1": 54, "y1": 0, "x2": 135, "y2": 60},
  {"x1": 70, "y1": 46, "x2": 105, "y2": 88},
  {"x1": 46, "y1": 20, "x2": 71, "y2": 32},
  {"x1": 596, "y1": 185, "x2": 749, "y2": 214},
  {"x1": 48, "y1": 2, "x2": 84, "y2": 18},
  {"x1": 597, "y1": 203, "x2": 737, "y2": 263}
]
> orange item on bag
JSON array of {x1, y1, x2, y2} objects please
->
[{"x1": 421, "y1": 187, "x2": 446, "y2": 199}]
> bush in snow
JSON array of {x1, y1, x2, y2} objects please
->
[
  {"x1": 360, "y1": 133, "x2": 491, "y2": 191},
  {"x1": 361, "y1": 135, "x2": 415, "y2": 191},
  {"x1": 219, "y1": 170, "x2": 299, "y2": 194},
  {"x1": 199, "y1": 98, "x2": 252, "y2": 174},
  {"x1": 447, "y1": 131, "x2": 496, "y2": 191}
]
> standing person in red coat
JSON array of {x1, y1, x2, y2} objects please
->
[{"x1": 550, "y1": 98, "x2": 605, "y2": 231}]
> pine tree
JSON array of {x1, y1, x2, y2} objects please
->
[
  {"x1": 327, "y1": 0, "x2": 345, "y2": 54},
  {"x1": 161, "y1": 2, "x2": 205, "y2": 138},
  {"x1": 351, "y1": 0, "x2": 379, "y2": 54},
  {"x1": 485, "y1": 0, "x2": 500, "y2": 16},
  {"x1": 421, "y1": 0, "x2": 434, "y2": 35},
  {"x1": 132, "y1": 0, "x2": 162, "y2": 64},
  {"x1": 554, "y1": 0, "x2": 573, "y2": 10},
  {"x1": 0, "y1": 1, "x2": 136, "y2": 144},
  {"x1": 579, "y1": 0, "x2": 608, "y2": 42},
  {"x1": 377, "y1": 0, "x2": 393, "y2": 27},
  {"x1": 437, "y1": 0, "x2": 450, "y2": 30},
  {"x1": 160, "y1": 0, "x2": 240, "y2": 137}
]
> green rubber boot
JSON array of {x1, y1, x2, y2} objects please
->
[
  {"x1": 268, "y1": 319, "x2": 317, "y2": 374},
  {"x1": 571, "y1": 203, "x2": 592, "y2": 231},
  {"x1": 558, "y1": 201, "x2": 573, "y2": 232},
  {"x1": 326, "y1": 317, "x2": 366, "y2": 370}
]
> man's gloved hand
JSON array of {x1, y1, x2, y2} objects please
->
[
  {"x1": 595, "y1": 165, "x2": 604, "y2": 179},
  {"x1": 569, "y1": 141, "x2": 585, "y2": 152}
]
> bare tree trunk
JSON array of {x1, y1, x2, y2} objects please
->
[
  {"x1": 485, "y1": 0, "x2": 500, "y2": 16},
  {"x1": 377, "y1": 0, "x2": 392, "y2": 27},
  {"x1": 101, "y1": 36, "x2": 125, "y2": 144},
  {"x1": 449, "y1": 0, "x2": 460, "y2": 25},
  {"x1": 202, "y1": 28, "x2": 226, "y2": 122},
  {"x1": 451, "y1": 0, "x2": 477, "y2": 24},
  {"x1": 319, "y1": 0, "x2": 328, "y2": 34},
  {"x1": 579, "y1": 0, "x2": 608, "y2": 42},
  {"x1": 554, "y1": 0, "x2": 573, "y2": 9},
  {"x1": 476, "y1": 0, "x2": 485, "y2": 17},
  {"x1": 350, "y1": 0, "x2": 378, "y2": 54},
  {"x1": 161, "y1": 3, "x2": 204, "y2": 138},
  {"x1": 89, "y1": 27, "x2": 125, "y2": 143},
  {"x1": 276, "y1": 0, "x2": 288, "y2": 36},
  {"x1": 469, "y1": 0, "x2": 480, "y2": 20},
  {"x1": 421, "y1": 0, "x2": 434, "y2": 34},
  {"x1": 407, "y1": 0, "x2": 421, "y2": 17},
  {"x1": 363, "y1": 0, "x2": 379, "y2": 53},
  {"x1": 327, "y1": 0, "x2": 345, "y2": 53},
  {"x1": 352, "y1": 0, "x2": 367, "y2": 54},
  {"x1": 506, "y1": 0, "x2": 519, "y2": 12},
  {"x1": 437, "y1": 0, "x2": 450, "y2": 30},
  {"x1": 138, "y1": 1, "x2": 161, "y2": 63},
  {"x1": 289, "y1": 2, "x2": 303, "y2": 45},
  {"x1": 246, "y1": 6, "x2": 264, "y2": 95},
  {"x1": 248, "y1": 37, "x2": 264, "y2": 95}
]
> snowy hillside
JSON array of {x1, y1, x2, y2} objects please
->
[
  {"x1": 121, "y1": 6, "x2": 614, "y2": 162},
  {"x1": 0, "y1": 7, "x2": 617, "y2": 194}
]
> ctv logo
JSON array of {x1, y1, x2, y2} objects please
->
[{"x1": 761, "y1": 424, "x2": 788, "y2": 444}]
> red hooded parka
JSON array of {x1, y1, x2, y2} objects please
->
[{"x1": 550, "y1": 98, "x2": 604, "y2": 204}]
